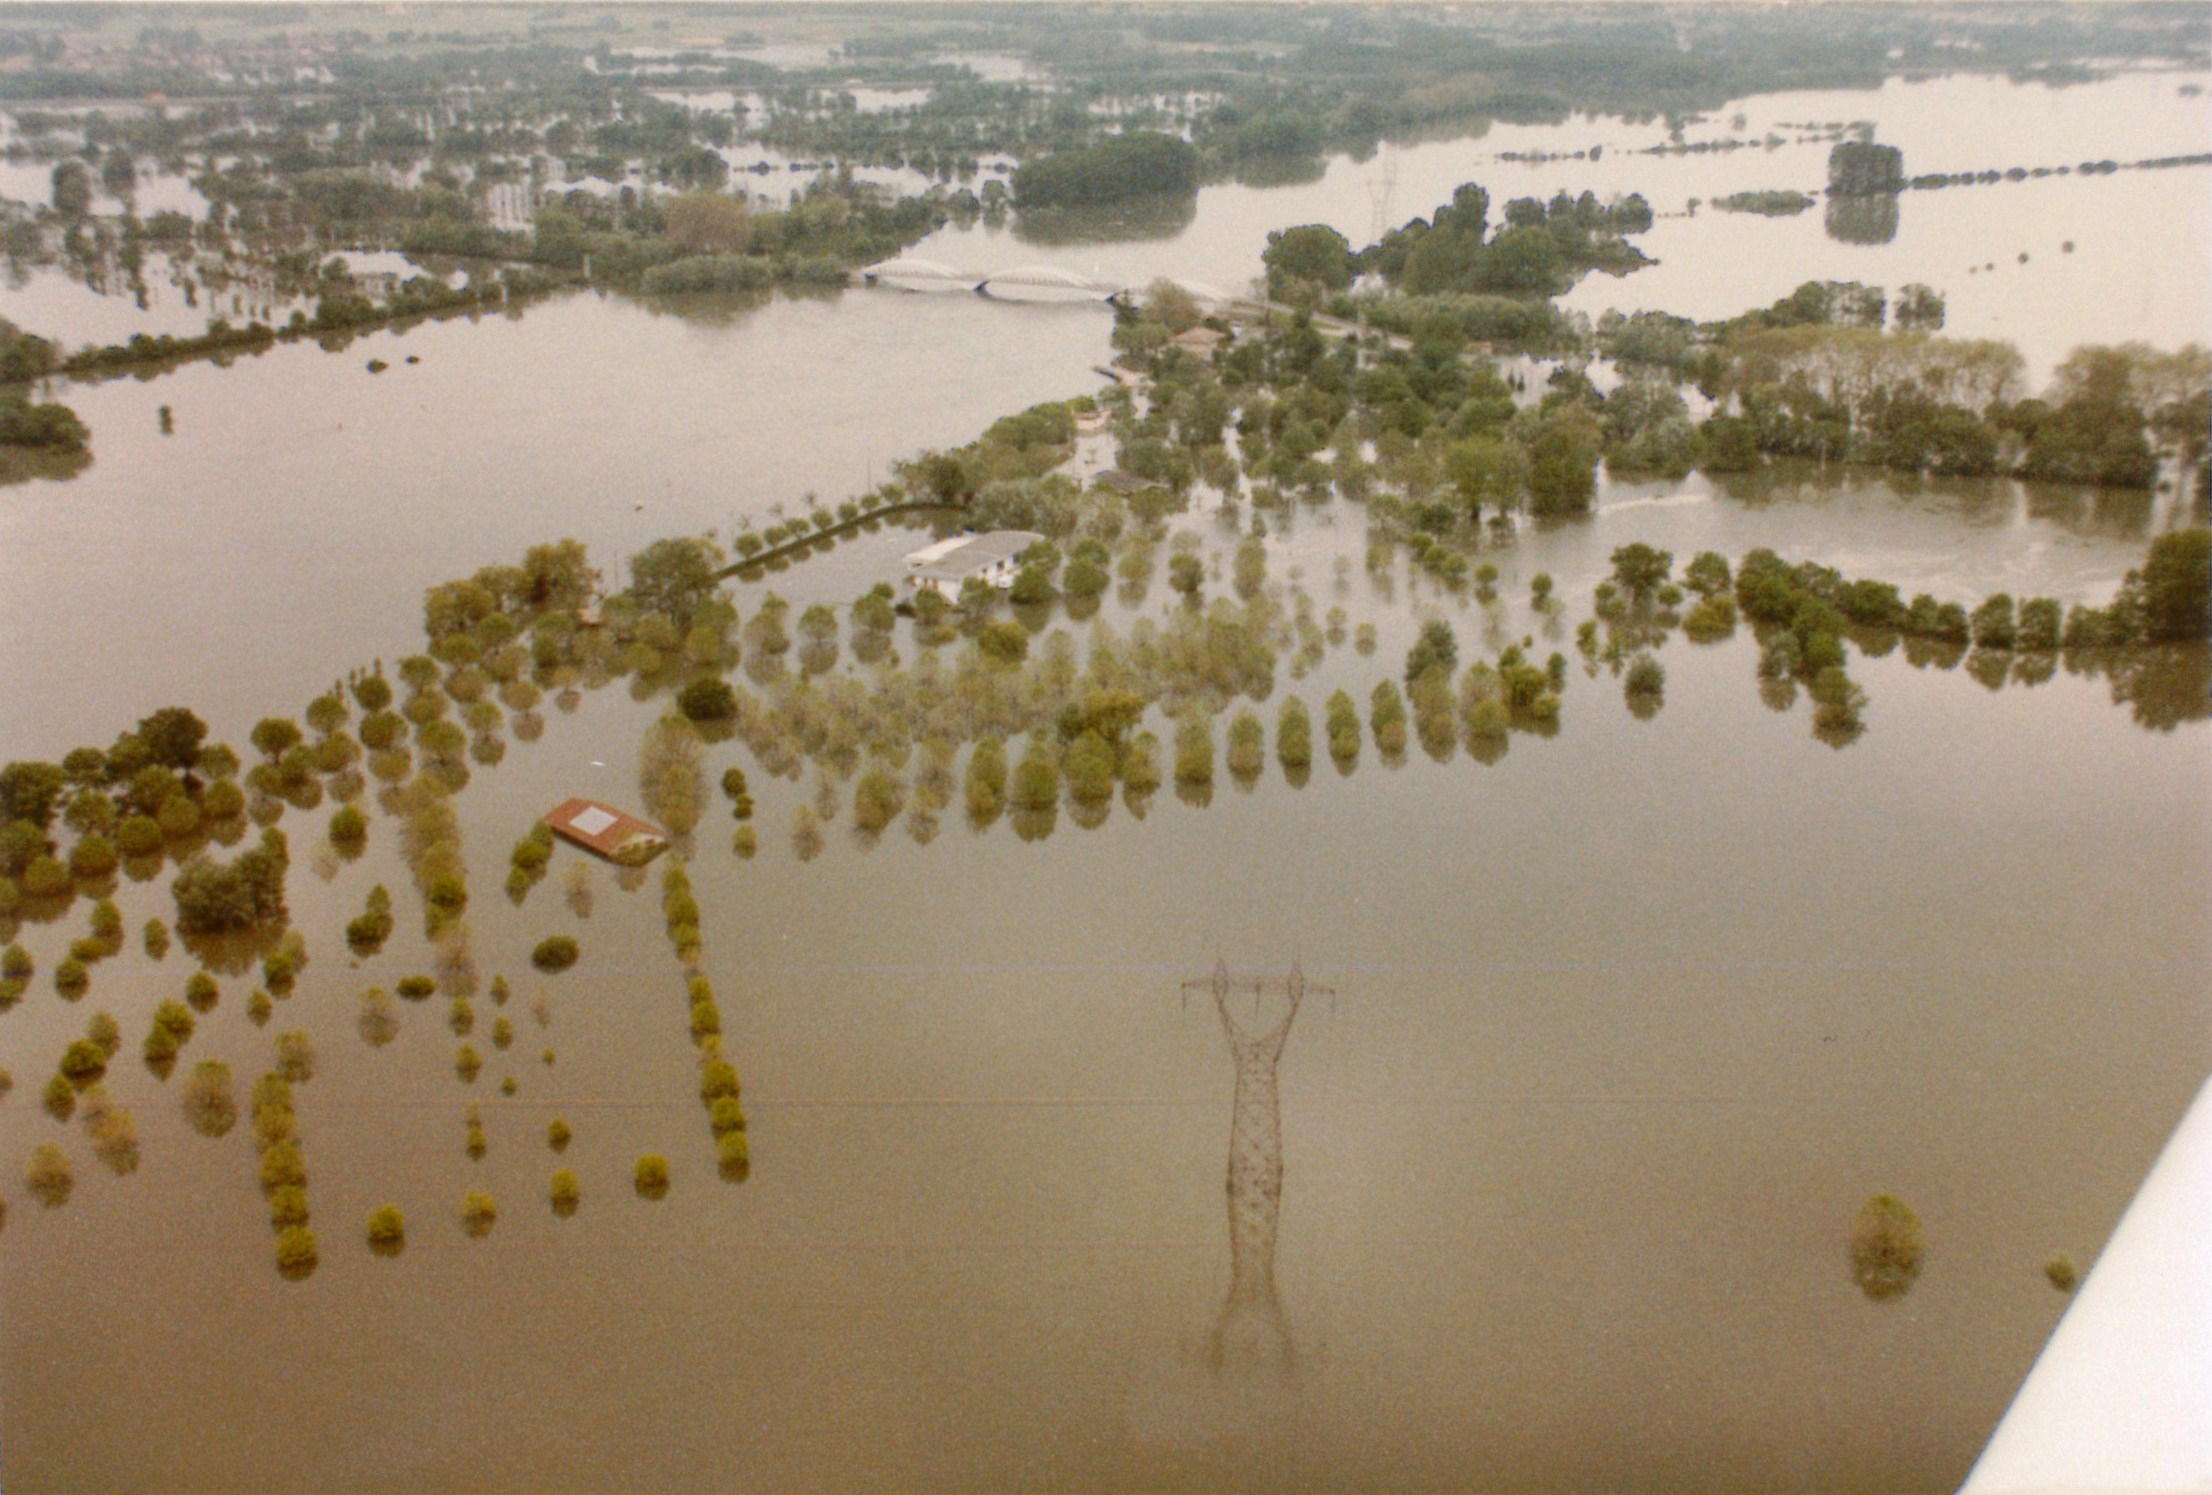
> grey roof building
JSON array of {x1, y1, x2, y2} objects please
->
[{"x1": 904, "y1": 530, "x2": 1043, "y2": 597}]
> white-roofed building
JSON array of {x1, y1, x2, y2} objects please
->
[{"x1": 904, "y1": 530, "x2": 1043, "y2": 598}]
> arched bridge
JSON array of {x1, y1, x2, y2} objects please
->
[{"x1": 858, "y1": 258, "x2": 1240, "y2": 307}]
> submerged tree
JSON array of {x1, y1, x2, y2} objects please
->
[
  {"x1": 1851, "y1": 1194, "x2": 1925, "y2": 1301},
  {"x1": 366, "y1": 1204, "x2": 405, "y2": 1257},
  {"x1": 181, "y1": 1061, "x2": 238, "y2": 1137}
]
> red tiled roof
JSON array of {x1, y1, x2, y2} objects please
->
[{"x1": 542, "y1": 799, "x2": 670, "y2": 864}]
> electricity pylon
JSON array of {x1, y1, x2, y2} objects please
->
[
  {"x1": 1367, "y1": 144, "x2": 1399, "y2": 245},
  {"x1": 1180, "y1": 959, "x2": 1333, "y2": 1380}
]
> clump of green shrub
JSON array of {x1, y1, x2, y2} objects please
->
[
  {"x1": 639, "y1": 714, "x2": 706, "y2": 836},
  {"x1": 2044, "y1": 1252, "x2": 2079, "y2": 1292},
  {"x1": 1173, "y1": 714, "x2": 1214, "y2": 787},
  {"x1": 461, "y1": 1190, "x2": 497, "y2": 1237},
  {"x1": 275, "y1": 1225, "x2": 319, "y2": 1281},
  {"x1": 59, "y1": 1037, "x2": 107, "y2": 1086},
  {"x1": 346, "y1": 885, "x2": 395, "y2": 956},
  {"x1": 720, "y1": 767, "x2": 754, "y2": 821},
  {"x1": 275, "y1": 1030, "x2": 315, "y2": 1084},
  {"x1": 1225, "y1": 710, "x2": 1265, "y2": 781},
  {"x1": 1625, "y1": 653, "x2": 1666, "y2": 716},
  {"x1": 81, "y1": 1086, "x2": 139, "y2": 1174},
  {"x1": 710, "y1": 1096, "x2": 746, "y2": 1137},
  {"x1": 508, "y1": 822, "x2": 554, "y2": 902},
  {"x1": 27, "y1": 1144, "x2": 73, "y2": 1208},
  {"x1": 965, "y1": 739, "x2": 1008, "y2": 821},
  {"x1": 1325, "y1": 690, "x2": 1361, "y2": 765},
  {"x1": 0, "y1": 942, "x2": 30, "y2": 1007},
  {"x1": 141, "y1": 998, "x2": 192, "y2": 1070},
  {"x1": 1850, "y1": 1194, "x2": 1926, "y2": 1301},
  {"x1": 181, "y1": 1060, "x2": 236, "y2": 1137},
  {"x1": 357, "y1": 987, "x2": 399, "y2": 1047},
  {"x1": 662, "y1": 862, "x2": 702, "y2": 964},
  {"x1": 86, "y1": 1010, "x2": 121, "y2": 1059},
  {"x1": 455, "y1": 1044, "x2": 482, "y2": 1082},
  {"x1": 1276, "y1": 697, "x2": 1312, "y2": 771},
  {"x1": 366, "y1": 1204, "x2": 405, "y2": 1257},
  {"x1": 634, "y1": 1154, "x2": 671, "y2": 1200},
  {"x1": 259, "y1": 1141, "x2": 306, "y2": 1195},
  {"x1": 396, "y1": 974, "x2": 435, "y2": 1001},
  {"x1": 143, "y1": 920, "x2": 170, "y2": 959},
  {"x1": 547, "y1": 1117, "x2": 572, "y2": 1153},
  {"x1": 549, "y1": 1170, "x2": 581, "y2": 1217},
  {"x1": 171, "y1": 829, "x2": 290, "y2": 935},
  {"x1": 329, "y1": 804, "x2": 368, "y2": 854},
  {"x1": 531, "y1": 936, "x2": 579, "y2": 974},
  {"x1": 717, "y1": 1131, "x2": 750, "y2": 1182}
]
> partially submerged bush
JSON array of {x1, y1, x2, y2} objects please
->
[
  {"x1": 59, "y1": 1038, "x2": 106, "y2": 1086},
  {"x1": 258, "y1": 1141, "x2": 306, "y2": 1196},
  {"x1": 86, "y1": 1010, "x2": 121, "y2": 1059},
  {"x1": 639, "y1": 714, "x2": 705, "y2": 835},
  {"x1": 699, "y1": 1058, "x2": 741, "y2": 1104},
  {"x1": 1276, "y1": 697, "x2": 1312, "y2": 770},
  {"x1": 275, "y1": 1225, "x2": 318, "y2": 1281},
  {"x1": 346, "y1": 885, "x2": 395, "y2": 956},
  {"x1": 171, "y1": 830, "x2": 289, "y2": 934},
  {"x1": 181, "y1": 1061, "x2": 237, "y2": 1137},
  {"x1": 275, "y1": 1030, "x2": 315, "y2": 1084},
  {"x1": 367, "y1": 1204, "x2": 405, "y2": 1257},
  {"x1": 1226, "y1": 710, "x2": 1265, "y2": 780},
  {"x1": 329, "y1": 804, "x2": 368, "y2": 853},
  {"x1": 709, "y1": 1096, "x2": 747, "y2": 1137},
  {"x1": 1850, "y1": 1194, "x2": 1926, "y2": 1301},
  {"x1": 26, "y1": 1144, "x2": 73, "y2": 1207},
  {"x1": 82, "y1": 1087, "x2": 139, "y2": 1174},
  {"x1": 267, "y1": 1184, "x2": 310, "y2": 1229},
  {"x1": 357, "y1": 988, "x2": 399, "y2": 1047}
]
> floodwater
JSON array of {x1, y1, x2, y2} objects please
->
[
  {"x1": 914, "y1": 67, "x2": 2212, "y2": 381},
  {"x1": 2, "y1": 64, "x2": 2209, "y2": 1495}
]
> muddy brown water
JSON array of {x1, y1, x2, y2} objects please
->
[{"x1": 1, "y1": 67, "x2": 2208, "y2": 1495}]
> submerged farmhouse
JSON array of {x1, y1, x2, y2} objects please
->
[
  {"x1": 543, "y1": 798, "x2": 670, "y2": 865},
  {"x1": 902, "y1": 530, "x2": 1044, "y2": 598}
]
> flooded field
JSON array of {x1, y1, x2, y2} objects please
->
[{"x1": 2, "y1": 56, "x2": 2208, "y2": 1495}]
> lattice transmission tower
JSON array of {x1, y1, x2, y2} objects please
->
[
  {"x1": 1180, "y1": 959, "x2": 1333, "y2": 1381},
  {"x1": 1366, "y1": 144, "x2": 1400, "y2": 245}
]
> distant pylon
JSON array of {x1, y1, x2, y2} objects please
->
[{"x1": 1367, "y1": 144, "x2": 1400, "y2": 244}]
